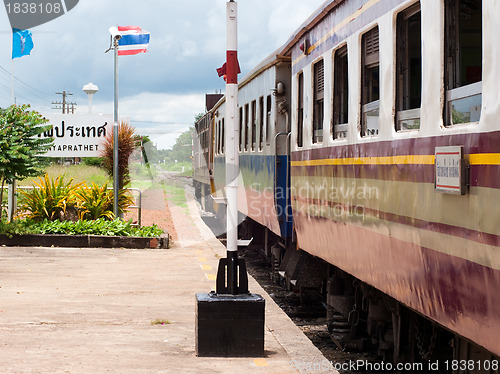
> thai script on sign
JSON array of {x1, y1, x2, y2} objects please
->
[
  {"x1": 39, "y1": 120, "x2": 107, "y2": 139},
  {"x1": 40, "y1": 114, "x2": 114, "y2": 158},
  {"x1": 435, "y1": 146, "x2": 466, "y2": 194}
]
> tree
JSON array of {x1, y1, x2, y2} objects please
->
[
  {"x1": 170, "y1": 128, "x2": 193, "y2": 163},
  {"x1": 0, "y1": 105, "x2": 54, "y2": 221}
]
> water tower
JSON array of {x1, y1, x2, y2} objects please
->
[{"x1": 82, "y1": 83, "x2": 99, "y2": 114}]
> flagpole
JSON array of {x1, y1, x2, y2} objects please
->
[
  {"x1": 11, "y1": 60, "x2": 14, "y2": 104},
  {"x1": 113, "y1": 34, "x2": 120, "y2": 218},
  {"x1": 8, "y1": 59, "x2": 15, "y2": 221}
]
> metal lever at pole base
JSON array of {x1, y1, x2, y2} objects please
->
[{"x1": 216, "y1": 251, "x2": 249, "y2": 295}]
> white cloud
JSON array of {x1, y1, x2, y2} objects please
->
[
  {"x1": 0, "y1": 0, "x2": 325, "y2": 149},
  {"x1": 181, "y1": 40, "x2": 199, "y2": 59},
  {"x1": 78, "y1": 92, "x2": 204, "y2": 149}
]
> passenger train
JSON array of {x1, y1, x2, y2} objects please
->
[{"x1": 193, "y1": 0, "x2": 500, "y2": 370}]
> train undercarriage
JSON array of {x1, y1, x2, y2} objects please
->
[{"x1": 236, "y1": 217, "x2": 500, "y2": 374}]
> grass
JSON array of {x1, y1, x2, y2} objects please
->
[
  {"x1": 130, "y1": 162, "x2": 157, "y2": 181},
  {"x1": 151, "y1": 319, "x2": 170, "y2": 325},
  {"x1": 19, "y1": 164, "x2": 110, "y2": 187},
  {"x1": 130, "y1": 179, "x2": 164, "y2": 190},
  {"x1": 162, "y1": 183, "x2": 188, "y2": 211},
  {"x1": 158, "y1": 161, "x2": 192, "y2": 174}
]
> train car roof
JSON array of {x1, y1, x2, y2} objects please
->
[
  {"x1": 207, "y1": 0, "x2": 339, "y2": 115},
  {"x1": 279, "y1": 0, "x2": 344, "y2": 57},
  {"x1": 238, "y1": 48, "x2": 290, "y2": 88}
]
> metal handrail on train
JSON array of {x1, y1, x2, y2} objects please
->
[{"x1": 7, "y1": 186, "x2": 142, "y2": 226}]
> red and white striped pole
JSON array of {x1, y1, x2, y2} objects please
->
[{"x1": 225, "y1": 0, "x2": 239, "y2": 294}]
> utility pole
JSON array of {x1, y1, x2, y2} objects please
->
[{"x1": 52, "y1": 91, "x2": 76, "y2": 114}]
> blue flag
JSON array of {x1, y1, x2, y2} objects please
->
[{"x1": 12, "y1": 28, "x2": 34, "y2": 59}]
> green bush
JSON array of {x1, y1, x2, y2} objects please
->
[
  {"x1": 18, "y1": 174, "x2": 134, "y2": 221},
  {"x1": 0, "y1": 104, "x2": 54, "y2": 221},
  {"x1": 0, "y1": 218, "x2": 163, "y2": 238},
  {"x1": 0, "y1": 218, "x2": 32, "y2": 237},
  {"x1": 81, "y1": 157, "x2": 103, "y2": 167},
  {"x1": 29, "y1": 218, "x2": 163, "y2": 237}
]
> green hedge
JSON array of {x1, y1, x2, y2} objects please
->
[{"x1": 0, "y1": 218, "x2": 163, "y2": 238}]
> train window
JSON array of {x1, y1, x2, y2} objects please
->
[
  {"x1": 244, "y1": 103, "x2": 249, "y2": 151},
  {"x1": 266, "y1": 95, "x2": 272, "y2": 145},
  {"x1": 333, "y1": 46, "x2": 348, "y2": 139},
  {"x1": 251, "y1": 100, "x2": 256, "y2": 150},
  {"x1": 218, "y1": 120, "x2": 222, "y2": 154},
  {"x1": 361, "y1": 26, "x2": 380, "y2": 137},
  {"x1": 396, "y1": 3, "x2": 421, "y2": 131},
  {"x1": 297, "y1": 72, "x2": 304, "y2": 147},
  {"x1": 445, "y1": 0, "x2": 482, "y2": 126},
  {"x1": 259, "y1": 96, "x2": 264, "y2": 150},
  {"x1": 313, "y1": 59, "x2": 324, "y2": 143},
  {"x1": 221, "y1": 118, "x2": 225, "y2": 154},
  {"x1": 239, "y1": 106, "x2": 243, "y2": 151},
  {"x1": 214, "y1": 121, "x2": 218, "y2": 155}
]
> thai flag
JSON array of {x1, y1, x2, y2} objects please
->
[{"x1": 117, "y1": 26, "x2": 150, "y2": 56}]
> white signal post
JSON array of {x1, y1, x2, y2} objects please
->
[
  {"x1": 225, "y1": 0, "x2": 239, "y2": 293},
  {"x1": 195, "y1": 3, "x2": 264, "y2": 357}
]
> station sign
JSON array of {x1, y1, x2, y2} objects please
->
[{"x1": 39, "y1": 114, "x2": 113, "y2": 157}]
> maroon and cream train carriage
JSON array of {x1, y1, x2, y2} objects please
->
[{"x1": 280, "y1": 0, "x2": 500, "y2": 366}]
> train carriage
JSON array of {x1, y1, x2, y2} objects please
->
[
  {"x1": 194, "y1": 0, "x2": 500, "y2": 368},
  {"x1": 197, "y1": 51, "x2": 293, "y2": 240},
  {"x1": 283, "y1": 0, "x2": 500, "y2": 363}
]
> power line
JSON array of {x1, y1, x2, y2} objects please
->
[
  {"x1": 52, "y1": 90, "x2": 76, "y2": 114},
  {"x1": 131, "y1": 119, "x2": 193, "y2": 125},
  {"x1": 0, "y1": 63, "x2": 54, "y2": 106}
]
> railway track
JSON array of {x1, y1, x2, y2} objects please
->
[{"x1": 237, "y1": 244, "x2": 383, "y2": 374}]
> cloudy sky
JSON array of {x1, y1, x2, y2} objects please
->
[{"x1": 0, "y1": 0, "x2": 325, "y2": 149}]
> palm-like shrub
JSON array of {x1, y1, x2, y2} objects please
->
[
  {"x1": 18, "y1": 174, "x2": 82, "y2": 221},
  {"x1": 75, "y1": 182, "x2": 114, "y2": 220},
  {"x1": 100, "y1": 122, "x2": 139, "y2": 189},
  {"x1": 75, "y1": 182, "x2": 134, "y2": 220}
]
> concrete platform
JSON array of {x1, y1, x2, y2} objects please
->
[{"x1": 0, "y1": 187, "x2": 336, "y2": 373}]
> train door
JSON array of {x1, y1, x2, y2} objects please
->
[{"x1": 274, "y1": 62, "x2": 293, "y2": 239}]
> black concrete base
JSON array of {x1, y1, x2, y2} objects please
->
[{"x1": 195, "y1": 292, "x2": 265, "y2": 357}]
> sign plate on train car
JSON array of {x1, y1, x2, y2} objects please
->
[{"x1": 435, "y1": 146, "x2": 467, "y2": 195}]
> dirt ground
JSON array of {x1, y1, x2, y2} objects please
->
[{"x1": 125, "y1": 175, "x2": 179, "y2": 243}]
